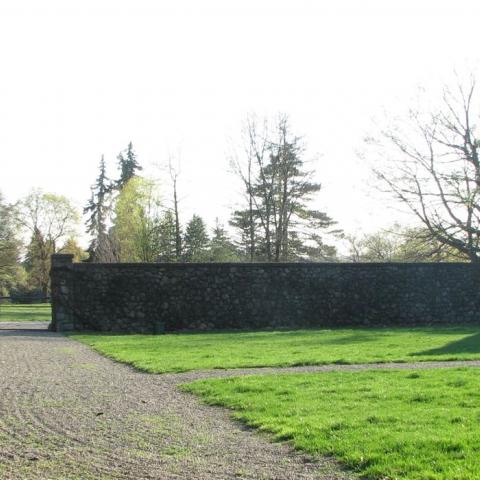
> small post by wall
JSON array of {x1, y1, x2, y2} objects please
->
[{"x1": 49, "y1": 254, "x2": 74, "y2": 332}]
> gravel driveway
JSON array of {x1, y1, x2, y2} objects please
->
[{"x1": 0, "y1": 325, "x2": 354, "y2": 480}]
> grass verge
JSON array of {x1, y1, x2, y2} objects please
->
[
  {"x1": 183, "y1": 367, "x2": 480, "y2": 480},
  {"x1": 0, "y1": 303, "x2": 51, "y2": 322},
  {"x1": 72, "y1": 326, "x2": 480, "y2": 373}
]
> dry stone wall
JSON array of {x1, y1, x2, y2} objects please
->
[{"x1": 50, "y1": 254, "x2": 480, "y2": 332}]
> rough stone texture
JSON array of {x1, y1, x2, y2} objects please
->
[{"x1": 50, "y1": 255, "x2": 480, "y2": 333}]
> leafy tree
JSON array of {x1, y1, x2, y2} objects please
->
[
  {"x1": 116, "y1": 142, "x2": 142, "y2": 189},
  {"x1": 209, "y1": 220, "x2": 239, "y2": 262},
  {"x1": 112, "y1": 177, "x2": 162, "y2": 262},
  {"x1": 231, "y1": 114, "x2": 338, "y2": 262},
  {"x1": 84, "y1": 155, "x2": 115, "y2": 262},
  {"x1": 17, "y1": 190, "x2": 79, "y2": 296},
  {"x1": 0, "y1": 192, "x2": 23, "y2": 295},
  {"x1": 59, "y1": 237, "x2": 88, "y2": 262},
  {"x1": 183, "y1": 214, "x2": 209, "y2": 262}
]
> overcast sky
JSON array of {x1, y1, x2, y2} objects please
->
[{"x1": 2, "y1": 0, "x2": 480, "y2": 245}]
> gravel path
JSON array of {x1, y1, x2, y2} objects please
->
[
  {"x1": 2, "y1": 325, "x2": 479, "y2": 480},
  {"x1": 0, "y1": 326, "x2": 354, "y2": 480}
]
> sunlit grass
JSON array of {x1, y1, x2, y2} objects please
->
[
  {"x1": 72, "y1": 326, "x2": 480, "y2": 373},
  {"x1": 184, "y1": 368, "x2": 480, "y2": 479}
]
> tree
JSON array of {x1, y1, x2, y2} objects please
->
[
  {"x1": 0, "y1": 192, "x2": 22, "y2": 295},
  {"x1": 59, "y1": 237, "x2": 88, "y2": 262},
  {"x1": 209, "y1": 220, "x2": 239, "y2": 262},
  {"x1": 168, "y1": 158, "x2": 183, "y2": 261},
  {"x1": 345, "y1": 226, "x2": 466, "y2": 263},
  {"x1": 17, "y1": 190, "x2": 79, "y2": 296},
  {"x1": 231, "y1": 114, "x2": 337, "y2": 261},
  {"x1": 112, "y1": 177, "x2": 162, "y2": 262},
  {"x1": 157, "y1": 211, "x2": 178, "y2": 262},
  {"x1": 183, "y1": 214, "x2": 209, "y2": 262},
  {"x1": 116, "y1": 142, "x2": 142, "y2": 189},
  {"x1": 84, "y1": 155, "x2": 115, "y2": 262},
  {"x1": 369, "y1": 77, "x2": 480, "y2": 262}
]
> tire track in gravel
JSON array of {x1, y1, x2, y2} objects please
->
[{"x1": 0, "y1": 326, "x2": 355, "y2": 480}]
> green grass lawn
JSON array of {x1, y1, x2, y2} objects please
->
[
  {"x1": 72, "y1": 326, "x2": 480, "y2": 373},
  {"x1": 0, "y1": 303, "x2": 51, "y2": 322},
  {"x1": 184, "y1": 368, "x2": 480, "y2": 480}
]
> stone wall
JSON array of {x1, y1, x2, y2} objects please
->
[{"x1": 49, "y1": 254, "x2": 480, "y2": 332}]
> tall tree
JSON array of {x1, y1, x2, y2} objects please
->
[
  {"x1": 168, "y1": 159, "x2": 183, "y2": 260},
  {"x1": 157, "y1": 211, "x2": 178, "y2": 262},
  {"x1": 84, "y1": 155, "x2": 115, "y2": 262},
  {"x1": 112, "y1": 177, "x2": 162, "y2": 262},
  {"x1": 0, "y1": 192, "x2": 22, "y2": 295},
  {"x1": 231, "y1": 114, "x2": 337, "y2": 262},
  {"x1": 17, "y1": 190, "x2": 79, "y2": 296},
  {"x1": 183, "y1": 214, "x2": 209, "y2": 262},
  {"x1": 117, "y1": 142, "x2": 142, "y2": 189},
  {"x1": 369, "y1": 77, "x2": 480, "y2": 262}
]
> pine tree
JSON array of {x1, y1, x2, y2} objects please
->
[
  {"x1": 157, "y1": 211, "x2": 178, "y2": 262},
  {"x1": 117, "y1": 142, "x2": 142, "y2": 189},
  {"x1": 84, "y1": 155, "x2": 112, "y2": 262},
  {"x1": 209, "y1": 219, "x2": 239, "y2": 262},
  {"x1": 183, "y1": 214, "x2": 209, "y2": 262}
]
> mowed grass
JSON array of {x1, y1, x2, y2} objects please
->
[
  {"x1": 72, "y1": 326, "x2": 480, "y2": 373},
  {"x1": 184, "y1": 368, "x2": 480, "y2": 479},
  {"x1": 0, "y1": 303, "x2": 51, "y2": 322}
]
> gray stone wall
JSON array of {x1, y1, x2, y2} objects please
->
[{"x1": 50, "y1": 254, "x2": 480, "y2": 332}]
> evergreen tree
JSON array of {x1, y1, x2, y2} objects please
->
[
  {"x1": 157, "y1": 211, "x2": 178, "y2": 262},
  {"x1": 209, "y1": 219, "x2": 239, "y2": 262},
  {"x1": 117, "y1": 142, "x2": 142, "y2": 189},
  {"x1": 183, "y1": 214, "x2": 209, "y2": 262},
  {"x1": 84, "y1": 155, "x2": 113, "y2": 262}
]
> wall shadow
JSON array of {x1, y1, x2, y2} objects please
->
[{"x1": 414, "y1": 332, "x2": 480, "y2": 356}]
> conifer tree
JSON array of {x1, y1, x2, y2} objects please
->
[
  {"x1": 117, "y1": 142, "x2": 142, "y2": 189},
  {"x1": 84, "y1": 155, "x2": 113, "y2": 262},
  {"x1": 209, "y1": 219, "x2": 239, "y2": 262},
  {"x1": 157, "y1": 211, "x2": 178, "y2": 262},
  {"x1": 183, "y1": 214, "x2": 209, "y2": 262}
]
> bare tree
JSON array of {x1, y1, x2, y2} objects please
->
[
  {"x1": 168, "y1": 157, "x2": 183, "y2": 261},
  {"x1": 369, "y1": 77, "x2": 480, "y2": 262}
]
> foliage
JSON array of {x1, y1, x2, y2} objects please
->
[
  {"x1": 208, "y1": 220, "x2": 239, "y2": 262},
  {"x1": 112, "y1": 177, "x2": 163, "y2": 262},
  {"x1": 59, "y1": 237, "x2": 88, "y2": 262},
  {"x1": 84, "y1": 155, "x2": 115, "y2": 262},
  {"x1": 231, "y1": 114, "x2": 338, "y2": 261},
  {"x1": 185, "y1": 368, "x2": 480, "y2": 480},
  {"x1": 346, "y1": 225, "x2": 468, "y2": 262},
  {"x1": 183, "y1": 214, "x2": 210, "y2": 262},
  {"x1": 72, "y1": 326, "x2": 480, "y2": 373},
  {"x1": 116, "y1": 142, "x2": 142, "y2": 189},
  {"x1": 0, "y1": 192, "x2": 23, "y2": 294},
  {"x1": 17, "y1": 190, "x2": 79, "y2": 295}
]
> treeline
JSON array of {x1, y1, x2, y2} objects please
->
[{"x1": 0, "y1": 108, "x2": 470, "y2": 299}]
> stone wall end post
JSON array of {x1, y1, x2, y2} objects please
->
[{"x1": 50, "y1": 254, "x2": 75, "y2": 332}]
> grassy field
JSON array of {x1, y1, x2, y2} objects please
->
[
  {"x1": 72, "y1": 326, "x2": 480, "y2": 373},
  {"x1": 184, "y1": 368, "x2": 480, "y2": 480},
  {"x1": 0, "y1": 303, "x2": 51, "y2": 322}
]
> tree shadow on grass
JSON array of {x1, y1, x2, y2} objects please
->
[{"x1": 413, "y1": 332, "x2": 480, "y2": 356}]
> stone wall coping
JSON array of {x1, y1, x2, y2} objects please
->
[{"x1": 69, "y1": 261, "x2": 475, "y2": 268}]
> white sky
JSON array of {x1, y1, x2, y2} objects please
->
[{"x1": 1, "y1": 0, "x2": 480, "y2": 247}]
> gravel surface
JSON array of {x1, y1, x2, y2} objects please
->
[
  {"x1": 0, "y1": 325, "x2": 354, "y2": 480},
  {"x1": 2, "y1": 325, "x2": 479, "y2": 480}
]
